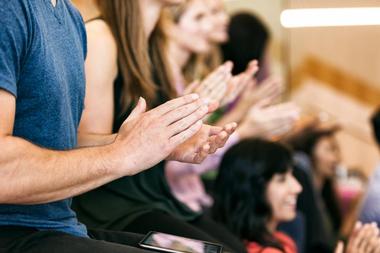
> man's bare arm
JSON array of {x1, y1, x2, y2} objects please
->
[
  {"x1": 0, "y1": 90, "x2": 208, "y2": 205},
  {"x1": 0, "y1": 136, "x2": 119, "y2": 205}
]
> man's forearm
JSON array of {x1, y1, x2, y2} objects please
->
[{"x1": 0, "y1": 135, "x2": 123, "y2": 205}]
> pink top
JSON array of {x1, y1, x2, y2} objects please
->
[
  {"x1": 165, "y1": 133, "x2": 240, "y2": 212},
  {"x1": 166, "y1": 58, "x2": 240, "y2": 211}
]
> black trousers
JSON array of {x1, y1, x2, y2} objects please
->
[
  {"x1": 0, "y1": 226, "x2": 150, "y2": 253},
  {"x1": 124, "y1": 211, "x2": 246, "y2": 253}
]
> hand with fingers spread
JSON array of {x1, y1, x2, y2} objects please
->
[
  {"x1": 185, "y1": 61, "x2": 233, "y2": 111},
  {"x1": 335, "y1": 222, "x2": 380, "y2": 253},
  {"x1": 111, "y1": 94, "x2": 210, "y2": 176},
  {"x1": 221, "y1": 60, "x2": 259, "y2": 107},
  {"x1": 237, "y1": 76, "x2": 283, "y2": 114},
  {"x1": 237, "y1": 102, "x2": 301, "y2": 139},
  {"x1": 168, "y1": 122, "x2": 237, "y2": 164},
  {"x1": 216, "y1": 76, "x2": 284, "y2": 127}
]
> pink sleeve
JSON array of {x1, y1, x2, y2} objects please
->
[
  {"x1": 188, "y1": 132, "x2": 240, "y2": 174},
  {"x1": 165, "y1": 132, "x2": 240, "y2": 177}
]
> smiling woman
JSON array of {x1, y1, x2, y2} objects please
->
[{"x1": 213, "y1": 139, "x2": 300, "y2": 253}]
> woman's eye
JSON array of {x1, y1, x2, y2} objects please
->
[
  {"x1": 278, "y1": 175, "x2": 286, "y2": 182},
  {"x1": 274, "y1": 174, "x2": 286, "y2": 183},
  {"x1": 195, "y1": 14, "x2": 204, "y2": 21}
]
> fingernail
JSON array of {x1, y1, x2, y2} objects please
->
[
  {"x1": 189, "y1": 93, "x2": 199, "y2": 100},
  {"x1": 202, "y1": 98, "x2": 210, "y2": 105}
]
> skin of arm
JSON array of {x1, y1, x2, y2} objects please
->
[
  {"x1": 0, "y1": 88, "x2": 211, "y2": 205},
  {"x1": 0, "y1": 19, "x2": 234, "y2": 205},
  {"x1": 76, "y1": 19, "x2": 237, "y2": 160},
  {"x1": 0, "y1": 89, "x2": 122, "y2": 205},
  {"x1": 76, "y1": 20, "x2": 118, "y2": 147}
]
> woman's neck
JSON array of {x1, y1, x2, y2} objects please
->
[
  {"x1": 140, "y1": 0, "x2": 164, "y2": 38},
  {"x1": 72, "y1": 0, "x2": 100, "y2": 21},
  {"x1": 168, "y1": 39, "x2": 192, "y2": 70},
  {"x1": 267, "y1": 219, "x2": 278, "y2": 234},
  {"x1": 313, "y1": 171, "x2": 326, "y2": 191}
]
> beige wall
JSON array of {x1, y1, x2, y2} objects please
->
[
  {"x1": 288, "y1": 0, "x2": 380, "y2": 91},
  {"x1": 225, "y1": 0, "x2": 380, "y2": 90},
  {"x1": 286, "y1": 0, "x2": 380, "y2": 174},
  {"x1": 291, "y1": 80, "x2": 379, "y2": 176}
]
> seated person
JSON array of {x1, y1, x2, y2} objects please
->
[
  {"x1": 287, "y1": 124, "x2": 342, "y2": 252},
  {"x1": 0, "y1": 1, "x2": 235, "y2": 252},
  {"x1": 212, "y1": 138, "x2": 380, "y2": 253},
  {"x1": 213, "y1": 138, "x2": 301, "y2": 253},
  {"x1": 360, "y1": 108, "x2": 380, "y2": 224}
]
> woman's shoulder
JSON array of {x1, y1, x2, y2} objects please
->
[
  {"x1": 246, "y1": 242, "x2": 283, "y2": 253},
  {"x1": 274, "y1": 232, "x2": 294, "y2": 243},
  {"x1": 85, "y1": 18, "x2": 117, "y2": 55},
  {"x1": 246, "y1": 233, "x2": 297, "y2": 253},
  {"x1": 84, "y1": 17, "x2": 118, "y2": 86},
  {"x1": 274, "y1": 232, "x2": 297, "y2": 252}
]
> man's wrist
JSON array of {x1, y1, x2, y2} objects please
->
[
  {"x1": 97, "y1": 142, "x2": 126, "y2": 178},
  {"x1": 105, "y1": 138, "x2": 145, "y2": 177}
]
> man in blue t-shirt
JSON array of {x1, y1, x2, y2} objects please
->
[{"x1": 0, "y1": 0, "x2": 236, "y2": 252}]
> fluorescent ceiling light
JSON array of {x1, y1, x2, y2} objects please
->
[{"x1": 281, "y1": 7, "x2": 380, "y2": 28}]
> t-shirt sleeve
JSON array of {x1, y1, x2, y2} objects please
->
[{"x1": 0, "y1": 2, "x2": 28, "y2": 97}]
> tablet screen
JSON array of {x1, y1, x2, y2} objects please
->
[{"x1": 139, "y1": 231, "x2": 223, "y2": 253}]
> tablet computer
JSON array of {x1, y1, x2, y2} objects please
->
[{"x1": 139, "y1": 231, "x2": 223, "y2": 253}]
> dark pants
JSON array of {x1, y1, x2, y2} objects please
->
[
  {"x1": 124, "y1": 211, "x2": 246, "y2": 253},
  {"x1": 0, "y1": 226, "x2": 149, "y2": 253}
]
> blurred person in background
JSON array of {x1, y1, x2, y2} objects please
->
[
  {"x1": 222, "y1": 12, "x2": 271, "y2": 81},
  {"x1": 287, "y1": 124, "x2": 343, "y2": 253},
  {"x1": 213, "y1": 139, "x2": 380, "y2": 253},
  {"x1": 164, "y1": 0, "x2": 300, "y2": 214},
  {"x1": 360, "y1": 108, "x2": 380, "y2": 224}
]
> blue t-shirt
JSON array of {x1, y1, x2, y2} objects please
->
[{"x1": 0, "y1": 0, "x2": 87, "y2": 237}]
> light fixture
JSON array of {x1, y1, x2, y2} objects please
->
[{"x1": 281, "y1": 7, "x2": 380, "y2": 28}]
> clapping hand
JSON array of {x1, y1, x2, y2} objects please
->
[
  {"x1": 167, "y1": 122, "x2": 237, "y2": 164},
  {"x1": 237, "y1": 101, "x2": 300, "y2": 139},
  {"x1": 220, "y1": 60, "x2": 259, "y2": 107},
  {"x1": 335, "y1": 222, "x2": 380, "y2": 253},
  {"x1": 185, "y1": 62, "x2": 233, "y2": 112}
]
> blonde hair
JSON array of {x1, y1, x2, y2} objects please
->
[{"x1": 165, "y1": 1, "x2": 222, "y2": 83}]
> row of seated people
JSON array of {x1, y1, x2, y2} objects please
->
[{"x1": 1, "y1": 0, "x2": 379, "y2": 253}]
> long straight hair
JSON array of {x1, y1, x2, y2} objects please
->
[{"x1": 96, "y1": 0, "x2": 176, "y2": 114}]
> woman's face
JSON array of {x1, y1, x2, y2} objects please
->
[
  {"x1": 206, "y1": 0, "x2": 230, "y2": 43},
  {"x1": 266, "y1": 170, "x2": 302, "y2": 223},
  {"x1": 313, "y1": 136, "x2": 341, "y2": 178},
  {"x1": 175, "y1": 0, "x2": 214, "y2": 54}
]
